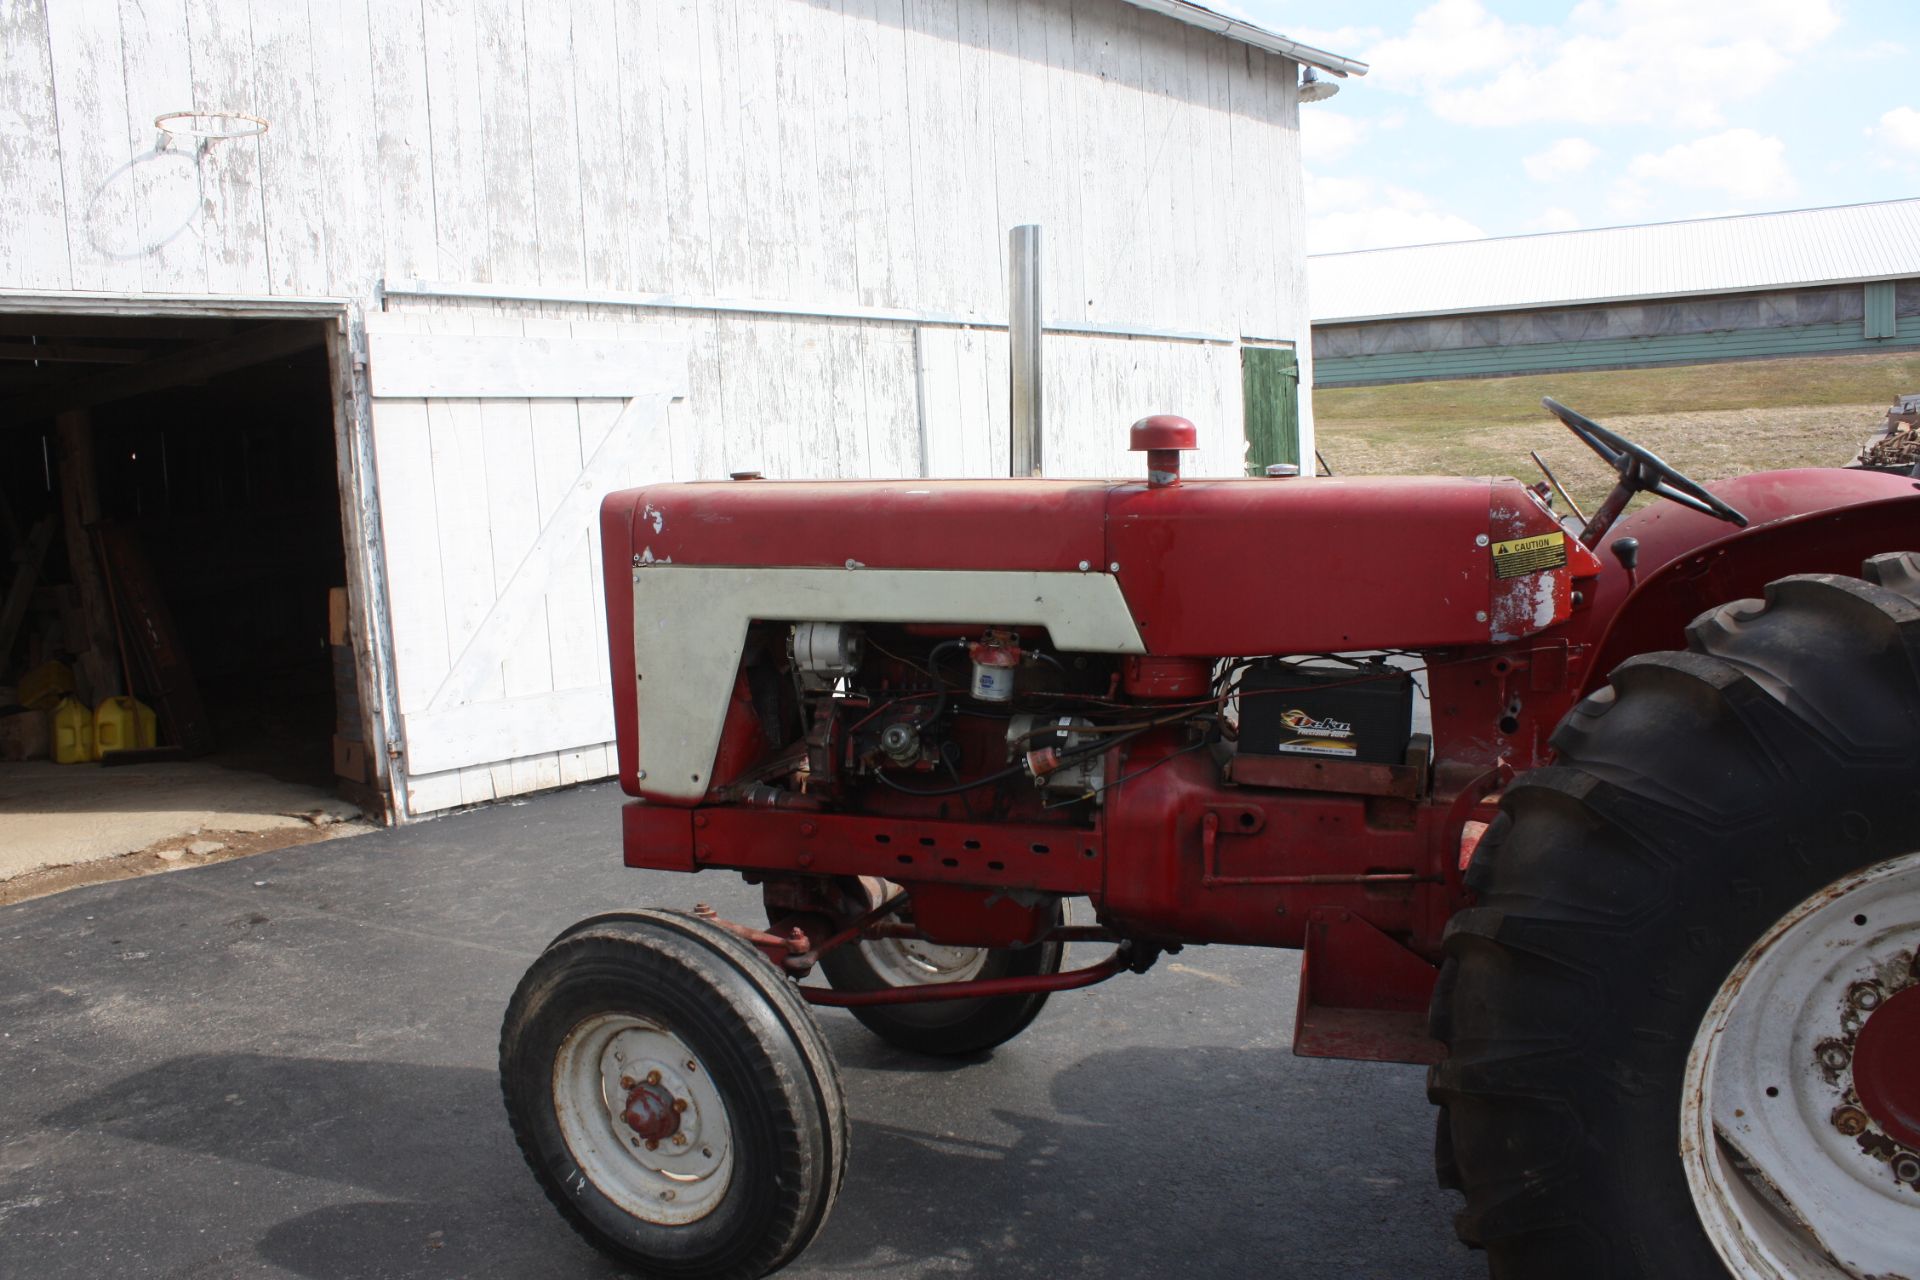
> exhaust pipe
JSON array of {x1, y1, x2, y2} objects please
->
[{"x1": 1009, "y1": 224, "x2": 1043, "y2": 477}]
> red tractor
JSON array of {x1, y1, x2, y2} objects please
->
[{"x1": 499, "y1": 402, "x2": 1920, "y2": 1280}]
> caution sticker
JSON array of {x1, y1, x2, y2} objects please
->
[{"x1": 1491, "y1": 532, "x2": 1568, "y2": 580}]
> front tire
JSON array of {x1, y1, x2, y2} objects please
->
[
  {"x1": 1430, "y1": 557, "x2": 1920, "y2": 1279},
  {"x1": 500, "y1": 910, "x2": 847, "y2": 1279}
]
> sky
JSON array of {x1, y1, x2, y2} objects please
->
[{"x1": 1225, "y1": 0, "x2": 1920, "y2": 255}]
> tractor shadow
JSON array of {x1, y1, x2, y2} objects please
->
[
  {"x1": 34, "y1": 1044, "x2": 1468, "y2": 1279},
  {"x1": 808, "y1": 1041, "x2": 1473, "y2": 1279}
]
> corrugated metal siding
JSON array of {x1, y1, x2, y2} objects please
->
[
  {"x1": 1310, "y1": 200, "x2": 1920, "y2": 323},
  {"x1": 1316, "y1": 315, "x2": 1920, "y2": 386}
]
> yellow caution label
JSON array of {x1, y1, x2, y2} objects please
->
[{"x1": 1492, "y1": 532, "x2": 1568, "y2": 580}]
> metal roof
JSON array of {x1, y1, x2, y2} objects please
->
[
  {"x1": 1118, "y1": 1, "x2": 1368, "y2": 77},
  {"x1": 1309, "y1": 199, "x2": 1920, "y2": 324}
]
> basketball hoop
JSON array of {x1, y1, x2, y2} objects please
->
[{"x1": 154, "y1": 111, "x2": 269, "y2": 151}]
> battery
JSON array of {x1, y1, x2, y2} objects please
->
[{"x1": 1237, "y1": 661, "x2": 1414, "y2": 765}]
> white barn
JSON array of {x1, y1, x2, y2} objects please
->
[{"x1": 0, "y1": 0, "x2": 1358, "y2": 819}]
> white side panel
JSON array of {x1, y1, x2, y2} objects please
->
[{"x1": 631, "y1": 566, "x2": 1148, "y2": 801}]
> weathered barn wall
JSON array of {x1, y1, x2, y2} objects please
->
[{"x1": 4, "y1": 0, "x2": 1313, "y2": 815}]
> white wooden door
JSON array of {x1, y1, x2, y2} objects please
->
[{"x1": 365, "y1": 312, "x2": 688, "y2": 815}]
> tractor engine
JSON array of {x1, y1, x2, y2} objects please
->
[{"x1": 599, "y1": 421, "x2": 1601, "y2": 975}]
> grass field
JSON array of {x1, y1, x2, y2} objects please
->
[{"x1": 1313, "y1": 350, "x2": 1920, "y2": 511}]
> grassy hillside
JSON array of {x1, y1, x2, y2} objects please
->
[{"x1": 1313, "y1": 351, "x2": 1918, "y2": 511}]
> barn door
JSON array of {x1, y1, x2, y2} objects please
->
[{"x1": 364, "y1": 313, "x2": 688, "y2": 815}]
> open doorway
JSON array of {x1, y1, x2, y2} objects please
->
[{"x1": 0, "y1": 311, "x2": 379, "y2": 895}]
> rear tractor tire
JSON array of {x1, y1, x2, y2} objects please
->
[
  {"x1": 818, "y1": 880, "x2": 1066, "y2": 1056},
  {"x1": 500, "y1": 910, "x2": 847, "y2": 1280},
  {"x1": 1431, "y1": 556, "x2": 1920, "y2": 1279}
]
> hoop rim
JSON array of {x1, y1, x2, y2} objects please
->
[{"x1": 154, "y1": 110, "x2": 269, "y2": 140}]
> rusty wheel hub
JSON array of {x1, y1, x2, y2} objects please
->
[
  {"x1": 1852, "y1": 982, "x2": 1920, "y2": 1152},
  {"x1": 620, "y1": 1079, "x2": 684, "y2": 1144}
]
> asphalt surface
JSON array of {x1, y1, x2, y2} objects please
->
[{"x1": 0, "y1": 783, "x2": 1483, "y2": 1280}]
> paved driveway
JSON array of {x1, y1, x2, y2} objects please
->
[{"x1": 0, "y1": 783, "x2": 1481, "y2": 1279}]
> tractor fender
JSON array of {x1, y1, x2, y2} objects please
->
[{"x1": 1570, "y1": 468, "x2": 1920, "y2": 694}]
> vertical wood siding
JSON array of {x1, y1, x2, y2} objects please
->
[
  {"x1": 7, "y1": 0, "x2": 1305, "y2": 341},
  {"x1": 8, "y1": 0, "x2": 1312, "y2": 811}
]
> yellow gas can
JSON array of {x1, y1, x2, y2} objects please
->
[
  {"x1": 53, "y1": 696, "x2": 94, "y2": 764},
  {"x1": 135, "y1": 698, "x2": 157, "y2": 749},
  {"x1": 94, "y1": 696, "x2": 137, "y2": 759}
]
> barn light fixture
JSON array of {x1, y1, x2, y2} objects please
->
[{"x1": 1298, "y1": 67, "x2": 1339, "y2": 103}]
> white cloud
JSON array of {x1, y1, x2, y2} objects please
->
[
  {"x1": 1523, "y1": 137, "x2": 1599, "y2": 182},
  {"x1": 1305, "y1": 170, "x2": 1485, "y2": 253},
  {"x1": 1363, "y1": 0, "x2": 1839, "y2": 130},
  {"x1": 1526, "y1": 207, "x2": 1583, "y2": 233},
  {"x1": 1626, "y1": 128, "x2": 1796, "y2": 201},
  {"x1": 1868, "y1": 106, "x2": 1920, "y2": 155},
  {"x1": 1300, "y1": 110, "x2": 1367, "y2": 163}
]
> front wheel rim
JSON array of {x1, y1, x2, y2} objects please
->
[
  {"x1": 1682, "y1": 850, "x2": 1920, "y2": 1278},
  {"x1": 551, "y1": 1013, "x2": 735, "y2": 1225}
]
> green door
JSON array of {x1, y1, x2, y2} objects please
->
[{"x1": 1242, "y1": 345, "x2": 1299, "y2": 475}]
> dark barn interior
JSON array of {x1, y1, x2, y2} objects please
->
[{"x1": 0, "y1": 313, "x2": 371, "y2": 845}]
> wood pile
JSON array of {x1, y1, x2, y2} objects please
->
[{"x1": 1857, "y1": 394, "x2": 1920, "y2": 469}]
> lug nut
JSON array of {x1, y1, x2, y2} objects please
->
[
  {"x1": 672, "y1": 1098, "x2": 688, "y2": 1112},
  {"x1": 647, "y1": 1070, "x2": 662, "y2": 1085},
  {"x1": 1818, "y1": 1042, "x2": 1852, "y2": 1071},
  {"x1": 1833, "y1": 1106, "x2": 1870, "y2": 1137},
  {"x1": 1895, "y1": 1155, "x2": 1920, "y2": 1184},
  {"x1": 645, "y1": 1138, "x2": 658, "y2": 1150},
  {"x1": 620, "y1": 1076, "x2": 635, "y2": 1090},
  {"x1": 672, "y1": 1134, "x2": 688, "y2": 1146},
  {"x1": 1848, "y1": 982, "x2": 1884, "y2": 1011}
]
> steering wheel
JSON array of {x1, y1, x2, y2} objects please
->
[{"x1": 1543, "y1": 397, "x2": 1747, "y2": 544}]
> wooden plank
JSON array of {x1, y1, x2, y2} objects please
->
[
  {"x1": 401, "y1": 677, "x2": 614, "y2": 775},
  {"x1": 419, "y1": 0, "x2": 488, "y2": 282},
  {"x1": 366, "y1": 331, "x2": 688, "y2": 398},
  {"x1": 903, "y1": 1, "x2": 962, "y2": 317},
  {"x1": 652, "y1": 0, "x2": 714, "y2": 294},
  {"x1": 733, "y1": 0, "x2": 787, "y2": 302},
  {"x1": 367, "y1": 0, "x2": 439, "y2": 281},
  {"x1": 532, "y1": 397, "x2": 602, "y2": 694},
  {"x1": 250, "y1": 1, "x2": 331, "y2": 295},
  {"x1": 479, "y1": 397, "x2": 552, "y2": 701},
  {"x1": 772, "y1": 0, "x2": 828, "y2": 305},
  {"x1": 310, "y1": 0, "x2": 383, "y2": 295},
  {"x1": 861, "y1": 323, "x2": 920, "y2": 478},
  {"x1": 524, "y1": 0, "x2": 587, "y2": 288},
  {"x1": 366, "y1": 396, "x2": 452, "y2": 714},
  {"x1": 426, "y1": 392, "x2": 502, "y2": 713},
  {"x1": 45, "y1": 1, "x2": 141, "y2": 292},
  {"x1": 840, "y1": 0, "x2": 903, "y2": 308},
  {"x1": 951, "y1": 0, "x2": 998, "y2": 317},
  {"x1": 696, "y1": 0, "x2": 751, "y2": 295},
  {"x1": 0, "y1": 0, "x2": 72, "y2": 290},
  {"x1": 916, "y1": 325, "x2": 963, "y2": 477},
  {"x1": 1034, "y1": 0, "x2": 1086, "y2": 324},
  {"x1": 475, "y1": 0, "x2": 537, "y2": 286},
  {"x1": 182, "y1": 0, "x2": 270, "y2": 294},
  {"x1": 116, "y1": 0, "x2": 207, "y2": 294},
  {"x1": 574, "y1": 0, "x2": 632, "y2": 290}
]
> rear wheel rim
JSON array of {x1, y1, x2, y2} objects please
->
[
  {"x1": 551, "y1": 1013, "x2": 735, "y2": 1226},
  {"x1": 1682, "y1": 851, "x2": 1920, "y2": 1278}
]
